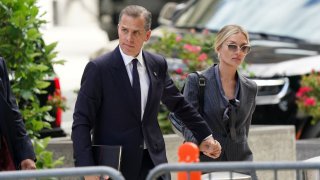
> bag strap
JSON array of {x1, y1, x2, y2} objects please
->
[
  {"x1": 194, "y1": 71, "x2": 206, "y2": 115},
  {"x1": 181, "y1": 71, "x2": 206, "y2": 114}
]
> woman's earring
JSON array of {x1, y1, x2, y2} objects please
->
[{"x1": 217, "y1": 53, "x2": 221, "y2": 60}]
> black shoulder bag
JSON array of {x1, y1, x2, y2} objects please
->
[{"x1": 168, "y1": 71, "x2": 206, "y2": 144}]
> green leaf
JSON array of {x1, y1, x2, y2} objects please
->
[
  {"x1": 35, "y1": 80, "x2": 50, "y2": 89},
  {"x1": 27, "y1": 28, "x2": 40, "y2": 40},
  {"x1": 52, "y1": 59, "x2": 66, "y2": 65},
  {"x1": 11, "y1": 11, "x2": 26, "y2": 28},
  {"x1": 21, "y1": 90, "x2": 34, "y2": 100},
  {"x1": 45, "y1": 42, "x2": 58, "y2": 53}
]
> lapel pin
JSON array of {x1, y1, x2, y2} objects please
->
[{"x1": 153, "y1": 72, "x2": 157, "y2": 77}]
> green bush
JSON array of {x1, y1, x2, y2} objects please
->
[
  {"x1": 146, "y1": 29, "x2": 216, "y2": 134},
  {"x1": 0, "y1": 0, "x2": 64, "y2": 168},
  {"x1": 296, "y1": 70, "x2": 320, "y2": 124}
]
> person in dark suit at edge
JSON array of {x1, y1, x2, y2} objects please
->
[
  {"x1": 183, "y1": 25, "x2": 258, "y2": 179},
  {"x1": 0, "y1": 57, "x2": 36, "y2": 171},
  {"x1": 72, "y1": 5, "x2": 222, "y2": 180}
]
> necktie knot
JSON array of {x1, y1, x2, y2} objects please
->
[{"x1": 132, "y1": 58, "x2": 138, "y2": 67}]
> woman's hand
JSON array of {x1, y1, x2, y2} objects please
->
[{"x1": 199, "y1": 137, "x2": 222, "y2": 159}]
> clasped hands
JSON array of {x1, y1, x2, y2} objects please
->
[
  {"x1": 199, "y1": 136, "x2": 222, "y2": 159},
  {"x1": 84, "y1": 137, "x2": 221, "y2": 180}
]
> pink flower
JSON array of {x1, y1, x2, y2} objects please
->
[
  {"x1": 198, "y1": 53, "x2": 208, "y2": 62},
  {"x1": 296, "y1": 86, "x2": 313, "y2": 98},
  {"x1": 296, "y1": 91, "x2": 304, "y2": 98},
  {"x1": 176, "y1": 35, "x2": 182, "y2": 42},
  {"x1": 183, "y1": 44, "x2": 193, "y2": 51},
  {"x1": 175, "y1": 68, "x2": 183, "y2": 74},
  {"x1": 183, "y1": 44, "x2": 201, "y2": 53},
  {"x1": 304, "y1": 97, "x2": 316, "y2": 106}
]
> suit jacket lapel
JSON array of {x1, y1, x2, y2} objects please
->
[
  {"x1": 141, "y1": 51, "x2": 159, "y2": 121},
  {"x1": 110, "y1": 47, "x2": 141, "y2": 121},
  {"x1": 204, "y1": 66, "x2": 229, "y2": 133},
  {"x1": 237, "y1": 73, "x2": 253, "y2": 127}
]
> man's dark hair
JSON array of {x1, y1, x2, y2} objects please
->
[{"x1": 119, "y1": 5, "x2": 152, "y2": 31}]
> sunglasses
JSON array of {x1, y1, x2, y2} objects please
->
[{"x1": 227, "y1": 44, "x2": 251, "y2": 54}]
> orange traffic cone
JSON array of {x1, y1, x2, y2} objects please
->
[{"x1": 177, "y1": 142, "x2": 201, "y2": 180}]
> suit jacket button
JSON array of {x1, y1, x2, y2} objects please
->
[{"x1": 139, "y1": 144, "x2": 144, "y2": 149}]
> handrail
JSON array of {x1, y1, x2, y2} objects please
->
[
  {"x1": 0, "y1": 166, "x2": 125, "y2": 180},
  {"x1": 146, "y1": 161, "x2": 320, "y2": 180}
]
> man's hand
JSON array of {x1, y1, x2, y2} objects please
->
[
  {"x1": 199, "y1": 136, "x2": 221, "y2": 159},
  {"x1": 20, "y1": 159, "x2": 36, "y2": 170}
]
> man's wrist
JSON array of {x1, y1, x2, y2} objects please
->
[{"x1": 203, "y1": 134, "x2": 213, "y2": 141}]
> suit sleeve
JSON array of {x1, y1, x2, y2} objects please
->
[
  {"x1": 159, "y1": 58, "x2": 212, "y2": 144},
  {"x1": 72, "y1": 61, "x2": 102, "y2": 166},
  {"x1": 0, "y1": 58, "x2": 36, "y2": 166}
]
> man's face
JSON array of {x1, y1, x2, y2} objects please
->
[{"x1": 118, "y1": 14, "x2": 151, "y2": 57}]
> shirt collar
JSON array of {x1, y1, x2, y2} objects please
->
[
  {"x1": 214, "y1": 65, "x2": 240, "y2": 100},
  {"x1": 119, "y1": 46, "x2": 144, "y2": 67}
]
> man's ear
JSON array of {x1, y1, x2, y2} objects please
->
[{"x1": 145, "y1": 30, "x2": 152, "y2": 41}]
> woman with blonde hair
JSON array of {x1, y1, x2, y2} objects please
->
[{"x1": 183, "y1": 24, "x2": 258, "y2": 179}]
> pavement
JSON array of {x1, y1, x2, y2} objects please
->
[{"x1": 296, "y1": 138, "x2": 320, "y2": 161}]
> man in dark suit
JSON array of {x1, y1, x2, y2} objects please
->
[
  {"x1": 72, "y1": 5, "x2": 221, "y2": 180},
  {"x1": 0, "y1": 57, "x2": 36, "y2": 171}
]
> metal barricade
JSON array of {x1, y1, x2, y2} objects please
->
[
  {"x1": 146, "y1": 161, "x2": 320, "y2": 180},
  {"x1": 0, "y1": 166, "x2": 125, "y2": 180}
]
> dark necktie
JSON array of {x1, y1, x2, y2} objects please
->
[{"x1": 132, "y1": 59, "x2": 141, "y2": 119}]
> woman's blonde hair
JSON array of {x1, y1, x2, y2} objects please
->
[{"x1": 214, "y1": 25, "x2": 249, "y2": 53}]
